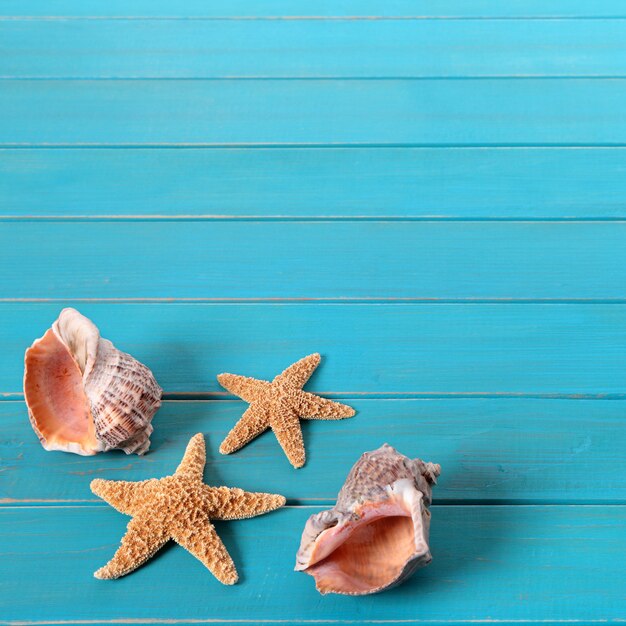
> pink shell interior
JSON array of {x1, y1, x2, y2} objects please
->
[
  {"x1": 23, "y1": 328, "x2": 98, "y2": 454},
  {"x1": 303, "y1": 499, "x2": 423, "y2": 595}
]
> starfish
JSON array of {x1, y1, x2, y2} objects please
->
[
  {"x1": 91, "y1": 433, "x2": 285, "y2": 583},
  {"x1": 217, "y1": 353, "x2": 355, "y2": 469}
]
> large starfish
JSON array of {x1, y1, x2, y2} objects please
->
[
  {"x1": 218, "y1": 353, "x2": 355, "y2": 468},
  {"x1": 91, "y1": 433, "x2": 285, "y2": 583}
]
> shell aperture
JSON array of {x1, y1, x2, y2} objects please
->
[{"x1": 295, "y1": 444, "x2": 440, "y2": 595}]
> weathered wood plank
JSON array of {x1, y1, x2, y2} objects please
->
[
  {"x1": 1, "y1": 504, "x2": 624, "y2": 623},
  {"x1": 4, "y1": 79, "x2": 626, "y2": 145},
  {"x1": 2, "y1": 399, "x2": 624, "y2": 504},
  {"x1": 5, "y1": 147, "x2": 626, "y2": 219},
  {"x1": 1, "y1": 303, "x2": 626, "y2": 396},
  {"x1": 3, "y1": 221, "x2": 626, "y2": 299},
  {"x1": 1, "y1": 1, "x2": 625, "y2": 18},
  {"x1": 3, "y1": 19, "x2": 626, "y2": 78}
]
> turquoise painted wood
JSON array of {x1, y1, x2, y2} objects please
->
[
  {"x1": 2, "y1": 399, "x2": 625, "y2": 504},
  {"x1": 2, "y1": 1, "x2": 626, "y2": 18},
  {"x1": 1, "y1": 504, "x2": 625, "y2": 623},
  {"x1": 5, "y1": 79, "x2": 626, "y2": 145},
  {"x1": 4, "y1": 19, "x2": 626, "y2": 78},
  {"x1": 4, "y1": 221, "x2": 626, "y2": 299},
  {"x1": 2, "y1": 3, "x2": 626, "y2": 624},
  {"x1": 1, "y1": 304, "x2": 626, "y2": 396},
  {"x1": 5, "y1": 148, "x2": 626, "y2": 219}
]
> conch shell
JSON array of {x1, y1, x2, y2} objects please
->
[
  {"x1": 23, "y1": 308, "x2": 162, "y2": 456},
  {"x1": 295, "y1": 444, "x2": 440, "y2": 595}
]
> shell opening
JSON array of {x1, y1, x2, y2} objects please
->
[
  {"x1": 302, "y1": 492, "x2": 430, "y2": 595},
  {"x1": 23, "y1": 328, "x2": 99, "y2": 455}
]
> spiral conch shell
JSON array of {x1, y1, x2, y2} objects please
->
[
  {"x1": 23, "y1": 308, "x2": 162, "y2": 456},
  {"x1": 295, "y1": 444, "x2": 440, "y2": 595}
]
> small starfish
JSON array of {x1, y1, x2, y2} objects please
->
[
  {"x1": 91, "y1": 433, "x2": 285, "y2": 583},
  {"x1": 218, "y1": 353, "x2": 355, "y2": 469}
]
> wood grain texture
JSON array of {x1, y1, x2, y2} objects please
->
[
  {"x1": 3, "y1": 221, "x2": 626, "y2": 299},
  {"x1": 4, "y1": 79, "x2": 626, "y2": 145},
  {"x1": 4, "y1": 19, "x2": 626, "y2": 78},
  {"x1": 4, "y1": 5, "x2": 626, "y2": 624},
  {"x1": 1, "y1": 504, "x2": 625, "y2": 622},
  {"x1": 2, "y1": 1, "x2": 625, "y2": 18},
  {"x1": 6, "y1": 147, "x2": 626, "y2": 219},
  {"x1": 2, "y1": 399, "x2": 624, "y2": 504},
  {"x1": 1, "y1": 303, "x2": 626, "y2": 396}
]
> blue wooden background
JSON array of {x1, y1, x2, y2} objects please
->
[{"x1": 1, "y1": 1, "x2": 626, "y2": 624}]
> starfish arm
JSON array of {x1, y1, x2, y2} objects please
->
[
  {"x1": 209, "y1": 487, "x2": 286, "y2": 521},
  {"x1": 94, "y1": 515, "x2": 170, "y2": 580},
  {"x1": 274, "y1": 353, "x2": 321, "y2": 389},
  {"x1": 219, "y1": 404, "x2": 270, "y2": 455},
  {"x1": 175, "y1": 433, "x2": 206, "y2": 480},
  {"x1": 170, "y1": 520, "x2": 238, "y2": 585},
  {"x1": 90, "y1": 479, "x2": 152, "y2": 516},
  {"x1": 271, "y1": 409, "x2": 306, "y2": 468},
  {"x1": 217, "y1": 373, "x2": 270, "y2": 403},
  {"x1": 295, "y1": 390, "x2": 356, "y2": 420}
]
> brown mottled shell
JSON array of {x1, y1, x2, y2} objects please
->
[
  {"x1": 295, "y1": 444, "x2": 440, "y2": 595},
  {"x1": 23, "y1": 308, "x2": 162, "y2": 455}
]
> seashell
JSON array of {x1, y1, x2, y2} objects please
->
[
  {"x1": 23, "y1": 308, "x2": 162, "y2": 456},
  {"x1": 295, "y1": 443, "x2": 440, "y2": 595}
]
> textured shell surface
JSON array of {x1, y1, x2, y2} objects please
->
[
  {"x1": 23, "y1": 308, "x2": 162, "y2": 456},
  {"x1": 295, "y1": 443, "x2": 440, "y2": 596}
]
